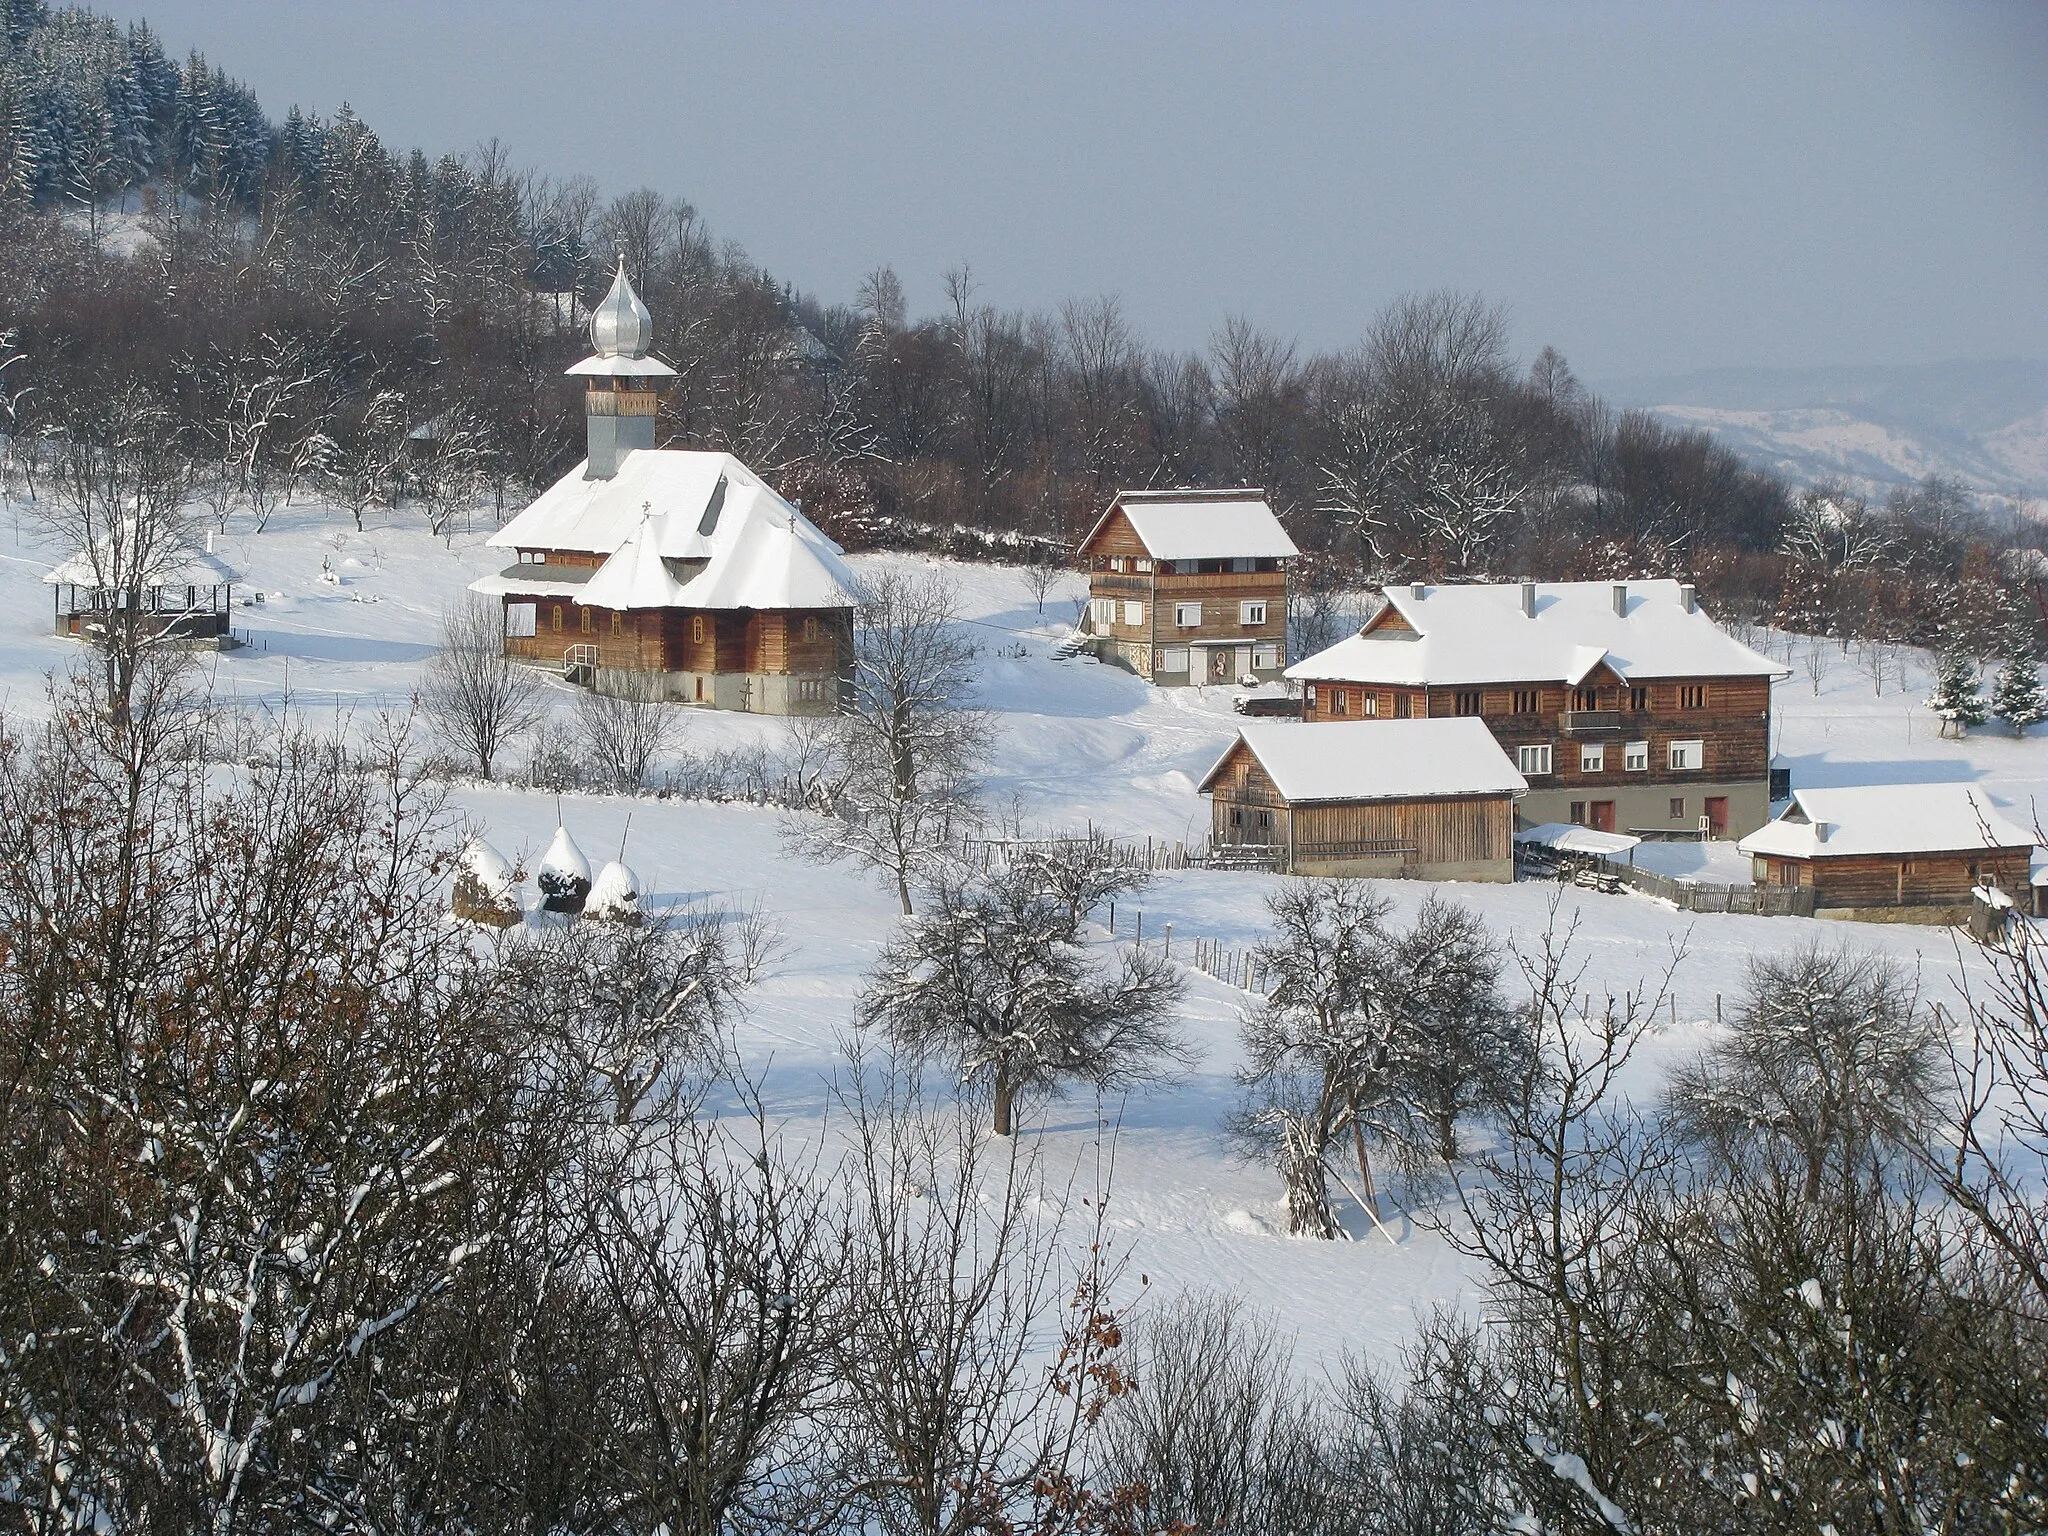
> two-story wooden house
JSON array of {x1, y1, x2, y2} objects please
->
[
  {"x1": 1286, "y1": 579, "x2": 1788, "y2": 837},
  {"x1": 1077, "y1": 488, "x2": 1298, "y2": 687}
]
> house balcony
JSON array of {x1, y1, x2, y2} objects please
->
[{"x1": 1560, "y1": 708, "x2": 1627, "y2": 735}]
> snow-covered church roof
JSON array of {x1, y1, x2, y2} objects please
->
[
  {"x1": 472, "y1": 449, "x2": 858, "y2": 612},
  {"x1": 1287, "y1": 579, "x2": 1787, "y2": 688}
]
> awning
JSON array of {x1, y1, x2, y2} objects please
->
[{"x1": 1516, "y1": 822, "x2": 1643, "y2": 856}]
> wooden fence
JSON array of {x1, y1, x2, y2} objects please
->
[
  {"x1": 1588, "y1": 854, "x2": 1817, "y2": 917},
  {"x1": 951, "y1": 831, "x2": 1202, "y2": 873}
]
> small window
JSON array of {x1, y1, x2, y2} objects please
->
[
  {"x1": 1393, "y1": 693, "x2": 1412, "y2": 719},
  {"x1": 1304, "y1": 685, "x2": 1318, "y2": 708},
  {"x1": 1669, "y1": 739, "x2": 1703, "y2": 771},
  {"x1": 795, "y1": 677, "x2": 825, "y2": 702},
  {"x1": 1122, "y1": 600, "x2": 1145, "y2": 627},
  {"x1": 1362, "y1": 692, "x2": 1378, "y2": 716},
  {"x1": 551, "y1": 605, "x2": 563, "y2": 633},
  {"x1": 610, "y1": 611, "x2": 623, "y2": 636},
  {"x1": 1513, "y1": 689, "x2": 1540, "y2": 715},
  {"x1": 1669, "y1": 797, "x2": 1686, "y2": 820},
  {"x1": 1231, "y1": 807, "x2": 1243, "y2": 826},
  {"x1": 1454, "y1": 690, "x2": 1483, "y2": 716},
  {"x1": 1232, "y1": 557, "x2": 1255, "y2": 573},
  {"x1": 579, "y1": 607, "x2": 593, "y2": 634},
  {"x1": 1581, "y1": 743, "x2": 1605, "y2": 772},
  {"x1": 1572, "y1": 686, "x2": 1599, "y2": 711},
  {"x1": 1251, "y1": 643, "x2": 1280, "y2": 670},
  {"x1": 1333, "y1": 689, "x2": 1350, "y2": 717},
  {"x1": 1569, "y1": 801, "x2": 1586, "y2": 825},
  {"x1": 1517, "y1": 743, "x2": 1554, "y2": 776},
  {"x1": 1256, "y1": 809, "x2": 1272, "y2": 829},
  {"x1": 1630, "y1": 686, "x2": 1649, "y2": 711},
  {"x1": 1090, "y1": 598, "x2": 1116, "y2": 628},
  {"x1": 1135, "y1": 558, "x2": 1153, "y2": 573},
  {"x1": 1679, "y1": 684, "x2": 1707, "y2": 710},
  {"x1": 802, "y1": 616, "x2": 820, "y2": 643},
  {"x1": 1240, "y1": 600, "x2": 1267, "y2": 626},
  {"x1": 1625, "y1": 740, "x2": 1649, "y2": 772},
  {"x1": 691, "y1": 615, "x2": 706, "y2": 644},
  {"x1": 1159, "y1": 646, "x2": 1190, "y2": 673},
  {"x1": 1176, "y1": 602, "x2": 1202, "y2": 628}
]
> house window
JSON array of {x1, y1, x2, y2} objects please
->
[
  {"x1": 1454, "y1": 690, "x2": 1483, "y2": 716},
  {"x1": 610, "y1": 611, "x2": 623, "y2": 636},
  {"x1": 1570, "y1": 802, "x2": 1586, "y2": 825},
  {"x1": 1304, "y1": 685, "x2": 1317, "y2": 708},
  {"x1": 1668, "y1": 739, "x2": 1703, "y2": 771},
  {"x1": 795, "y1": 677, "x2": 825, "y2": 702},
  {"x1": 1581, "y1": 743, "x2": 1605, "y2": 772},
  {"x1": 1362, "y1": 692, "x2": 1378, "y2": 716},
  {"x1": 1230, "y1": 807, "x2": 1243, "y2": 826},
  {"x1": 1159, "y1": 646, "x2": 1189, "y2": 674},
  {"x1": 1256, "y1": 809, "x2": 1272, "y2": 829},
  {"x1": 692, "y1": 615, "x2": 706, "y2": 644},
  {"x1": 1513, "y1": 689, "x2": 1540, "y2": 714},
  {"x1": 1669, "y1": 797, "x2": 1686, "y2": 820},
  {"x1": 1135, "y1": 558, "x2": 1153, "y2": 573},
  {"x1": 1090, "y1": 598, "x2": 1115, "y2": 629},
  {"x1": 1393, "y1": 693, "x2": 1412, "y2": 719},
  {"x1": 1679, "y1": 684, "x2": 1707, "y2": 710},
  {"x1": 803, "y1": 616, "x2": 820, "y2": 643},
  {"x1": 1333, "y1": 689, "x2": 1350, "y2": 716},
  {"x1": 1232, "y1": 557, "x2": 1256, "y2": 573},
  {"x1": 1175, "y1": 602, "x2": 1202, "y2": 628},
  {"x1": 1573, "y1": 686, "x2": 1599, "y2": 711},
  {"x1": 1251, "y1": 643, "x2": 1280, "y2": 670},
  {"x1": 580, "y1": 607, "x2": 594, "y2": 634},
  {"x1": 1630, "y1": 686, "x2": 1649, "y2": 711},
  {"x1": 1240, "y1": 600, "x2": 1267, "y2": 626},
  {"x1": 1625, "y1": 740, "x2": 1649, "y2": 771},
  {"x1": 1517, "y1": 743, "x2": 1554, "y2": 776},
  {"x1": 551, "y1": 605, "x2": 563, "y2": 633},
  {"x1": 1122, "y1": 600, "x2": 1145, "y2": 627}
]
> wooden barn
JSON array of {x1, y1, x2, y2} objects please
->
[
  {"x1": 1738, "y1": 784, "x2": 2036, "y2": 921},
  {"x1": 470, "y1": 262, "x2": 857, "y2": 715},
  {"x1": 1199, "y1": 717, "x2": 1527, "y2": 881}
]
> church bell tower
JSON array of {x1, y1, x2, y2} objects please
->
[{"x1": 566, "y1": 258, "x2": 676, "y2": 479}]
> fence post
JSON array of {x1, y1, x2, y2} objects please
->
[
  {"x1": 1163, "y1": 923, "x2": 1172, "y2": 959},
  {"x1": 1135, "y1": 911, "x2": 1142, "y2": 945}
]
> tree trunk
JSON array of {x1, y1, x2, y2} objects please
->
[{"x1": 992, "y1": 1071, "x2": 1015, "y2": 1137}]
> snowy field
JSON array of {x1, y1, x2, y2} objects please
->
[{"x1": 4, "y1": 496, "x2": 2045, "y2": 1367}]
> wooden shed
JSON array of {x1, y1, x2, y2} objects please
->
[
  {"x1": 1199, "y1": 718, "x2": 1527, "y2": 881},
  {"x1": 1738, "y1": 784, "x2": 2035, "y2": 923}
]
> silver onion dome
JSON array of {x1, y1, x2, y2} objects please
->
[{"x1": 588, "y1": 257, "x2": 654, "y2": 359}]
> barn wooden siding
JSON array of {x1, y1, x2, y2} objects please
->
[{"x1": 1756, "y1": 846, "x2": 2031, "y2": 909}]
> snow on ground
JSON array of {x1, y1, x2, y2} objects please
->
[{"x1": 3, "y1": 494, "x2": 2046, "y2": 1368}]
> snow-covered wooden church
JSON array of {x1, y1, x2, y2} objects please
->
[{"x1": 471, "y1": 262, "x2": 858, "y2": 715}]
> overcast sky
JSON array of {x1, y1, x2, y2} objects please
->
[{"x1": 124, "y1": 0, "x2": 2047, "y2": 381}]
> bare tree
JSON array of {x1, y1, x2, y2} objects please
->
[
  {"x1": 1802, "y1": 634, "x2": 1832, "y2": 695},
  {"x1": 421, "y1": 596, "x2": 551, "y2": 779},
  {"x1": 789, "y1": 568, "x2": 990, "y2": 915},
  {"x1": 578, "y1": 676, "x2": 686, "y2": 790},
  {"x1": 1022, "y1": 554, "x2": 1065, "y2": 617},
  {"x1": 856, "y1": 847, "x2": 1187, "y2": 1136}
]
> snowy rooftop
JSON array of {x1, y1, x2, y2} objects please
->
[
  {"x1": 44, "y1": 537, "x2": 234, "y2": 588},
  {"x1": 475, "y1": 449, "x2": 858, "y2": 613},
  {"x1": 1515, "y1": 822, "x2": 1643, "y2": 856},
  {"x1": 1084, "y1": 489, "x2": 1300, "y2": 562},
  {"x1": 1199, "y1": 717, "x2": 1527, "y2": 805},
  {"x1": 1286, "y1": 579, "x2": 1788, "y2": 687},
  {"x1": 1738, "y1": 784, "x2": 2037, "y2": 861}
]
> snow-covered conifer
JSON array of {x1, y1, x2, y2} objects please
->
[
  {"x1": 1925, "y1": 646, "x2": 1987, "y2": 738},
  {"x1": 1991, "y1": 639, "x2": 2047, "y2": 738}
]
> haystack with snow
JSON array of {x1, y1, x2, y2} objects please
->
[
  {"x1": 537, "y1": 825, "x2": 592, "y2": 914},
  {"x1": 452, "y1": 839, "x2": 522, "y2": 927},
  {"x1": 585, "y1": 859, "x2": 642, "y2": 926}
]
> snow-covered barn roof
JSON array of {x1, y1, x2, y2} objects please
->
[
  {"x1": 473, "y1": 449, "x2": 858, "y2": 613},
  {"x1": 1285, "y1": 579, "x2": 1787, "y2": 688},
  {"x1": 1198, "y1": 718, "x2": 1527, "y2": 805},
  {"x1": 1737, "y1": 784, "x2": 2036, "y2": 861},
  {"x1": 1081, "y1": 488, "x2": 1299, "y2": 562}
]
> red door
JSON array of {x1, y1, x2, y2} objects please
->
[
  {"x1": 1589, "y1": 801, "x2": 1616, "y2": 832},
  {"x1": 1704, "y1": 796, "x2": 1728, "y2": 837}
]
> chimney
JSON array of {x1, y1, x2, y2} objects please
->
[
  {"x1": 1679, "y1": 582, "x2": 1697, "y2": 613},
  {"x1": 1611, "y1": 582, "x2": 1628, "y2": 618},
  {"x1": 1520, "y1": 581, "x2": 1536, "y2": 618},
  {"x1": 1410, "y1": 581, "x2": 1426, "y2": 600},
  {"x1": 1813, "y1": 820, "x2": 1830, "y2": 844}
]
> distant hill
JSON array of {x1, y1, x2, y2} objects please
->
[{"x1": 1600, "y1": 360, "x2": 2048, "y2": 510}]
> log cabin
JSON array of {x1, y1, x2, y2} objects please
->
[
  {"x1": 1287, "y1": 579, "x2": 1788, "y2": 838},
  {"x1": 469, "y1": 262, "x2": 856, "y2": 715},
  {"x1": 1199, "y1": 718, "x2": 1527, "y2": 881},
  {"x1": 1078, "y1": 488, "x2": 1298, "y2": 687},
  {"x1": 1738, "y1": 784, "x2": 2036, "y2": 921}
]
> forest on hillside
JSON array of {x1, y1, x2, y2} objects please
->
[{"x1": 0, "y1": 0, "x2": 2040, "y2": 657}]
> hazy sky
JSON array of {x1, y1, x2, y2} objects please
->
[{"x1": 125, "y1": 0, "x2": 2047, "y2": 381}]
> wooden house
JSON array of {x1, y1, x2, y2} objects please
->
[
  {"x1": 1738, "y1": 784, "x2": 2036, "y2": 921},
  {"x1": 1199, "y1": 718, "x2": 1527, "y2": 881},
  {"x1": 470, "y1": 263, "x2": 856, "y2": 715},
  {"x1": 1287, "y1": 579, "x2": 1787, "y2": 838},
  {"x1": 1078, "y1": 489, "x2": 1298, "y2": 687}
]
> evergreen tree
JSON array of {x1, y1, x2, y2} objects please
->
[
  {"x1": 1991, "y1": 632, "x2": 2048, "y2": 737},
  {"x1": 1926, "y1": 646, "x2": 1988, "y2": 738}
]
